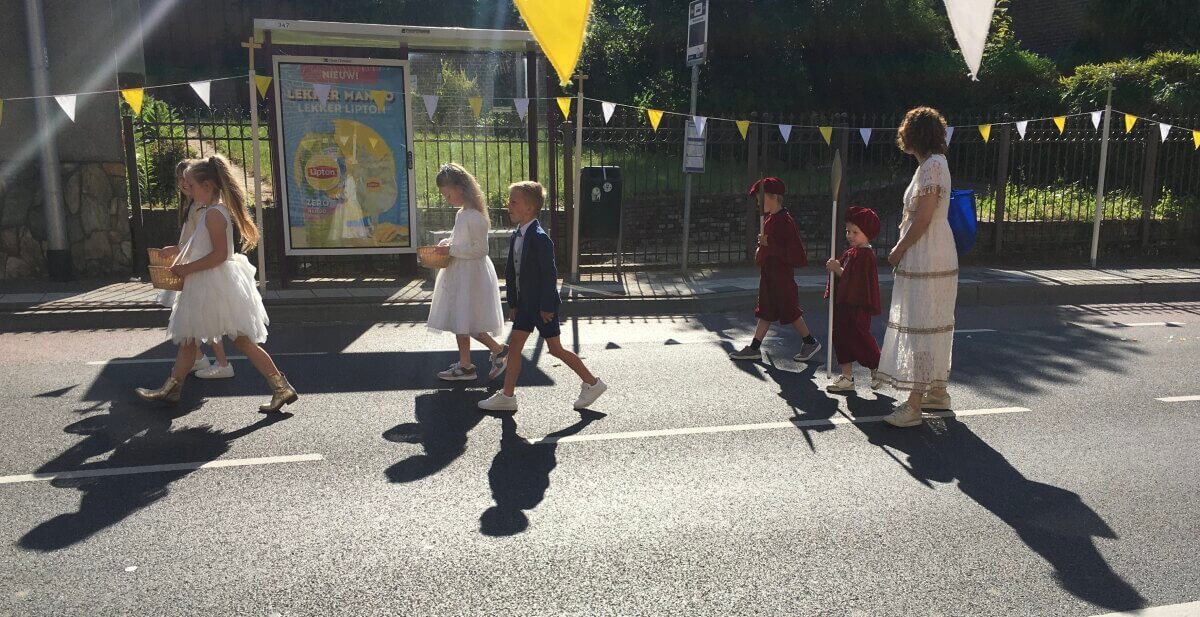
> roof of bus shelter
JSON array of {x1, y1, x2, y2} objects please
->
[{"x1": 253, "y1": 20, "x2": 539, "y2": 53}]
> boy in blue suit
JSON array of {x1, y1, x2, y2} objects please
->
[{"x1": 478, "y1": 181, "x2": 608, "y2": 412}]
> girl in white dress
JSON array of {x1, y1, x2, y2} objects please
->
[
  {"x1": 876, "y1": 107, "x2": 959, "y2": 428},
  {"x1": 426, "y1": 163, "x2": 508, "y2": 382},
  {"x1": 158, "y1": 159, "x2": 233, "y2": 379},
  {"x1": 136, "y1": 155, "x2": 298, "y2": 413}
]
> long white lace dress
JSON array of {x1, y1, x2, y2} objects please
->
[
  {"x1": 876, "y1": 154, "x2": 958, "y2": 393},
  {"x1": 426, "y1": 208, "x2": 504, "y2": 335}
]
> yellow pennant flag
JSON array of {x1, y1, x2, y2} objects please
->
[
  {"x1": 369, "y1": 90, "x2": 387, "y2": 112},
  {"x1": 513, "y1": 0, "x2": 592, "y2": 86},
  {"x1": 1053, "y1": 116, "x2": 1066, "y2": 134},
  {"x1": 0, "y1": 99, "x2": 5, "y2": 127},
  {"x1": 647, "y1": 109, "x2": 663, "y2": 132},
  {"x1": 978, "y1": 124, "x2": 992, "y2": 143},
  {"x1": 1125, "y1": 113, "x2": 1138, "y2": 133},
  {"x1": 254, "y1": 75, "x2": 272, "y2": 100},
  {"x1": 736, "y1": 120, "x2": 750, "y2": 140},
  {"x1": 121, "y1": 88, "x2": 144, "y2": 115},
  {"x1": 556, "y1": 96, "x2": 572, "y2": 119},
  {"x1": 468, "y1": 96, "x2": 483, "y2": 120},
  {"x1": 1194, "y1": 130, "x2": 1200, "y2": 150},
  {"x1": 819, "y1": 126, "x2": 833, "y2": 145}
]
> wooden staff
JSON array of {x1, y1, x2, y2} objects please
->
[{"x1": 827, "y1": 150, "x2": 844, "y2": 379}]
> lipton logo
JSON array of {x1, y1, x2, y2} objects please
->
[{"x1": 308, "y1": 166, "x2": 338, "y2": 179}]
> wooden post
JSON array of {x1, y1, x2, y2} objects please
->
[
  {"x1": 121, "y1": 114, "x2": 146, "y2": 277},
  {"x1": 1140, "y1": 120, "x2": 1160, "y2": 249},
  {"x1": 242, "y1": 37, "x2": 267, "y2": 290},
  {"x1": 993, "y1": 121, "x2": 1011, "y2": 255},
  {"x1": 525, "y1": 49, "x2": 539, "y2": 182}
]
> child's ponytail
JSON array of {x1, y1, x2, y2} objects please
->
[{"x1": 189, "y1": 154, "x2": 260, "y2": 253}]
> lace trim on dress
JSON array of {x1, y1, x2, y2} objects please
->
[
  {"x1": 873, "y1": 370, "x2": 950, "y2": 393},
  {"x1": 887, "y1": 321, "x2": 955, "y2": 334},
  {"x1": 895, "y1": 267, "x2": 959, "y2": 279}
]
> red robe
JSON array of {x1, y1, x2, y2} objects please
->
[
  {"x1": 824, "y1": 246, "x2": 881, "y2": 368},
  {"x1": 755, "y1": 208, "x2": 808, "y2": 324}
]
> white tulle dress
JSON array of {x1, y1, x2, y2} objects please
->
[
  {"x1": 167, "y1": 204, "x2": 269, "y2": 345},
  {"x1": 426, "y1": 208, "x2": 504, "y2": 335},
  {"x1": 157, "y1": 202, "x2": 202, "y2": 308},
  {"x1": 876, "y1": 154, "x2": 959, "y2": 393}
]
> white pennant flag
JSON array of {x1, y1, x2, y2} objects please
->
[
  {"x1": 189, "y1": 81, "x2": 211, "y2": 107},
  {"x1": 313, "y1": 83, "x2": 332, "y2": 105},
  {"x1": 54, "y1": 95, "x2": 77, "y2": 121},
  {"x1": 514, "y1": 98, "x2": 529, "y2": 120},
  {"x1": 601, "y1": 101, "x2": 616, "y2": 124},
  {"x1": 859, "y1": 127, "x2": 872, "y2": 145},
  {"x1": 692, "y1": 115, "x2": 707, "y2": 135},
  {"x1": 1159, "y1": 123, "x2": 1172, "y2": 142},
  {"x1": 943, "y1": 0, "x2": 997, "y2": 80},
  {"x1": 1015, "y1": 120, "x2": 1028, "y2": 139},
  {"x1": 422, "y1": 95, "x2": 439, "y2": 121},
  {"x1": 1091, "y1": 111, "x2": 1102, "y2": 130},
  {"x1": 946, "y1": 126, "x2": 955, "y2": 144},
  {"x1": 778, "y1": 124, "x2": 792, "y2": 143}
]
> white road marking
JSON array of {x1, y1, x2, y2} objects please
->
[
  {"x1": 1156, "y1": 395, "x2": 1200, "y2": 403},
  {"x1": 0, "y1": 453, "x2": 324, "y2": 485},
  {"x1": 955, "y1": 329, "x2": 997, "y2": 334},
  {"x1": 530, "y1": 407, "x2": 1031, "y2": 445},
  {"x1": 1115, "y1": 321, "x2": 1186, "y2": 328},
  {"x1": 87, "y1": 352, "x2": 327, "y2": 366},
  {"x1": 1090, "y1": 600, "x2": 1200, "y2": 616}
]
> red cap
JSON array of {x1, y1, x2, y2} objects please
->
[
  {"x1": 749, "y1": 177, "x2": 786, "y2": 196},
  {"x1": 846, "y1": 206, "x2": 881, "y2": 241}
]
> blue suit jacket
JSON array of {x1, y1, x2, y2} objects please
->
[{"x1": 505, "y1": 219, "x2": 561, "y2": 314}]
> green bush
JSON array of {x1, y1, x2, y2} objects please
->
[
  {"x1": 123, "y1": 95, "x2": 196, "y2": 208},
  {"x1": 433, "y1": 61, "x2": 482, "y2": 127},
  {"x1": 1061, "y1": 51, "x2": 1200, "y2": 115}
]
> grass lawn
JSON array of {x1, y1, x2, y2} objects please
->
[{"x1": 976, "y1": 184, "x2": 1196, "y2": 222}]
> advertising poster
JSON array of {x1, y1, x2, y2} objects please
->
[{"x1": 274, "y1": 57, "x2": 416, "y2": 255}]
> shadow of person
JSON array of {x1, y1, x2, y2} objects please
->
[
  {"x1": 760, "y1": 356, "x2": 843, "y2": 451},
  {"x1": 479, "y1": 410, "x2": 604, "y2": 537},
  {"x1": 847, "y1": 401, "x2": 1146, "y2": 612},
  {"x1": 19, "y1": 408, "x2": 291, "y2": 552},
  {"x1": 384, "y1": 390, "x2": 489, "y2": 483}
]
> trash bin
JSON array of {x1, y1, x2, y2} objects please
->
[{"x1": 580, "y1": 166, "x2": 622, "y2": 239}]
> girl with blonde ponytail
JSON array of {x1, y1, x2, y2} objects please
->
[{"x1": 136, "y1": 154, "x2": 299, "y2": 413}]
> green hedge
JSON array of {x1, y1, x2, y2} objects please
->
[{"x1": 1061, "y1": 52, "x2": 1200, "y2": 115}]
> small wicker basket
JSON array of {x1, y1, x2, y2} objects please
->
[
  {"x1": 147, "y1": 248, "x2": 184, "y2": 291},
  {"x1": 417, "y1": 246, "x2": 450, "y2": 269}
]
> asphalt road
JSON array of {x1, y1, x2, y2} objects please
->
[{"x1": 1, "y1": 302, "x2": 1199, "y2": 616}]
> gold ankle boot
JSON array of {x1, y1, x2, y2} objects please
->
[
  {"x1": 259, "y1": 373, "x2": 298, "y2": 413},
  {"x1": 135, "y1": 376, "x2": 183, "y2": 404}
]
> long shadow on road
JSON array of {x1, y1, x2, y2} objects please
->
[{"x1": 384, "y1": 389, "x2": 489, "y2": 483}]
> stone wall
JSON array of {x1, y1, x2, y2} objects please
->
[{"x1": 0, "y1": 162, "x2": 132, "y2": 279}]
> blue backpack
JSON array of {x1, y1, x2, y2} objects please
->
[{"x1": 948, "y1": 189, "x2": 978, "y2": 255}]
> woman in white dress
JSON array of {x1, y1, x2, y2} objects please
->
[
  {"x1": 426, "y1": 163, "x2": 508, "y2": 382},
  {"x1": 877, "y1": 107, "x2": 959, "y2": 428},
  {"x1": 135, "y1": 155, "x2": 298, "y2": 413}
]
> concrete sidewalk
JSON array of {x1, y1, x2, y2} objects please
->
[{"x1": 2, "y1": 265, "x2": 1198, "y2": 331}]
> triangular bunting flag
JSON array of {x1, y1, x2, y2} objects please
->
[
  {"x1": 1053, "y1": 116, "x2": 1066, "y2": 134},
  {"x1": 512, "y1": 0, "x2": 591, "y2": 86},
  {"x1": 1091, "y1": 111, "x2": 1102, "y2": 130},
  {"x1": 556, "y1": 96, "x2": 572, "y2": 119},
  {"x1": 1159, "y1": 123, "x2": 1172, "y2": 142},
  {"x1": 818, "y1": 126, "x2": 832, "y2": 145},
  {"x1": 978, "y1": 124, "x2": 992, "y2": 143},
  {"x1": 943, "y1": 0, "x2": 997, "y2": 80},
  {"x1": 514, "y1": 98, "x2": 529, "y2": 120},
  {"x1": 601, "y1": 101, "x2": 615, "y2": 124},
  {"x1": 121, "y1": 88, "x2": 144, "y2": 115},
  {"x1": 313, "y1": 83, "x2": 332, "y2": 105},
  {"x1": 0, "y1": 100, "x2": 4, "y2": 127},
  {"x1": 1124, "y1": 114, "x2": 1137, "y2": 133},
  {"x1": 368, "y1": 136, "x2": 378, "y2": 150},
  {"x1": 254, "y1": 75, "x2": 272, "y2": 100},
  {"x1": 422, "y1": 95, "x2": 439, "y2": 121},
  {"x1": 1015, "y1": 120, "x2": 1028, "y2": 139},
  {"x1": 190, "y1": 81, "x2": 211, "y2": 107},
  {"x1": 692, "y1": 115, "x2": 707, "y2": 135},
  {"x1": 55, "y1": 95, "x2": 77, "y2": 122},
  {"x1": 779, "y1": 124, "x2": 792, "y2": 143},
  {"x1": 736, "y1": 120, "x2": 750, "y2": 141},
  {"x1": 468, "y1": 96, "x2": 483, "y2": 120},
  {"x1": 647, "y1": 109, "x2": 663, "y2": 132},
  {"x1": 369, "y1": 90, "x2": 387, "y2": 112},
  {"x1": 859, "y1": 127, "x2": 872, "y2": 145},
  {"x1": 946, "y1": 126, "x2": 955, "y2": 144},
  {"x1": 1194, "y1": 130, "x2": 1200, "y2": 150}
]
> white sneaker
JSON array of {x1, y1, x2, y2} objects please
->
[
  {"x1": 921, "y1": 391, "x2": 953, "y2": 410},
  {"x1": 478, "y1": 392, "x2": 518, "y2": 412},
  {"x1": 826, "y1": 375, "x2": 855, "y2": 393},
  {"x1": 488, "y1": 346, "x2": 509, "y2": 380},
  {"x1": 191, "y1": 355, "x2": 212, "y2": 373},
  {"x1": 195, "y1": 364, "x2": 235, "y2": 379},
  {"x1": 883, "y1": 402, "x2": 924, "y2": 428},
  {"x1": 573, "y1": 378, "x2": 608, "y2": 409}
]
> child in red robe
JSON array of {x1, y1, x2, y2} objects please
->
[
  {"x1": 824, "y1": 206, "x2": 882, "y2": 392},
  {"x1": 729, "y1": 177, "x2": 822, "y2": 363}
]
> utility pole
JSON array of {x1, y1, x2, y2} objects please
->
[
  {"x1": 24, "y1": 0, "x2": 71, "y2": 280},
  {"x1": 243, "y1": 37, "x2": 268, "y2": 290}
]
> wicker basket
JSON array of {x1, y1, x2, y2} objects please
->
[
  {"x1": 417, "y1": 246, "x2": 450, "y2": 269},
  {"x1": 146, "y1": 248, "x2": 184, "y2": 291},
  {"x1": 147, "y1": 247, "x2": 172, "y2": 267}
]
